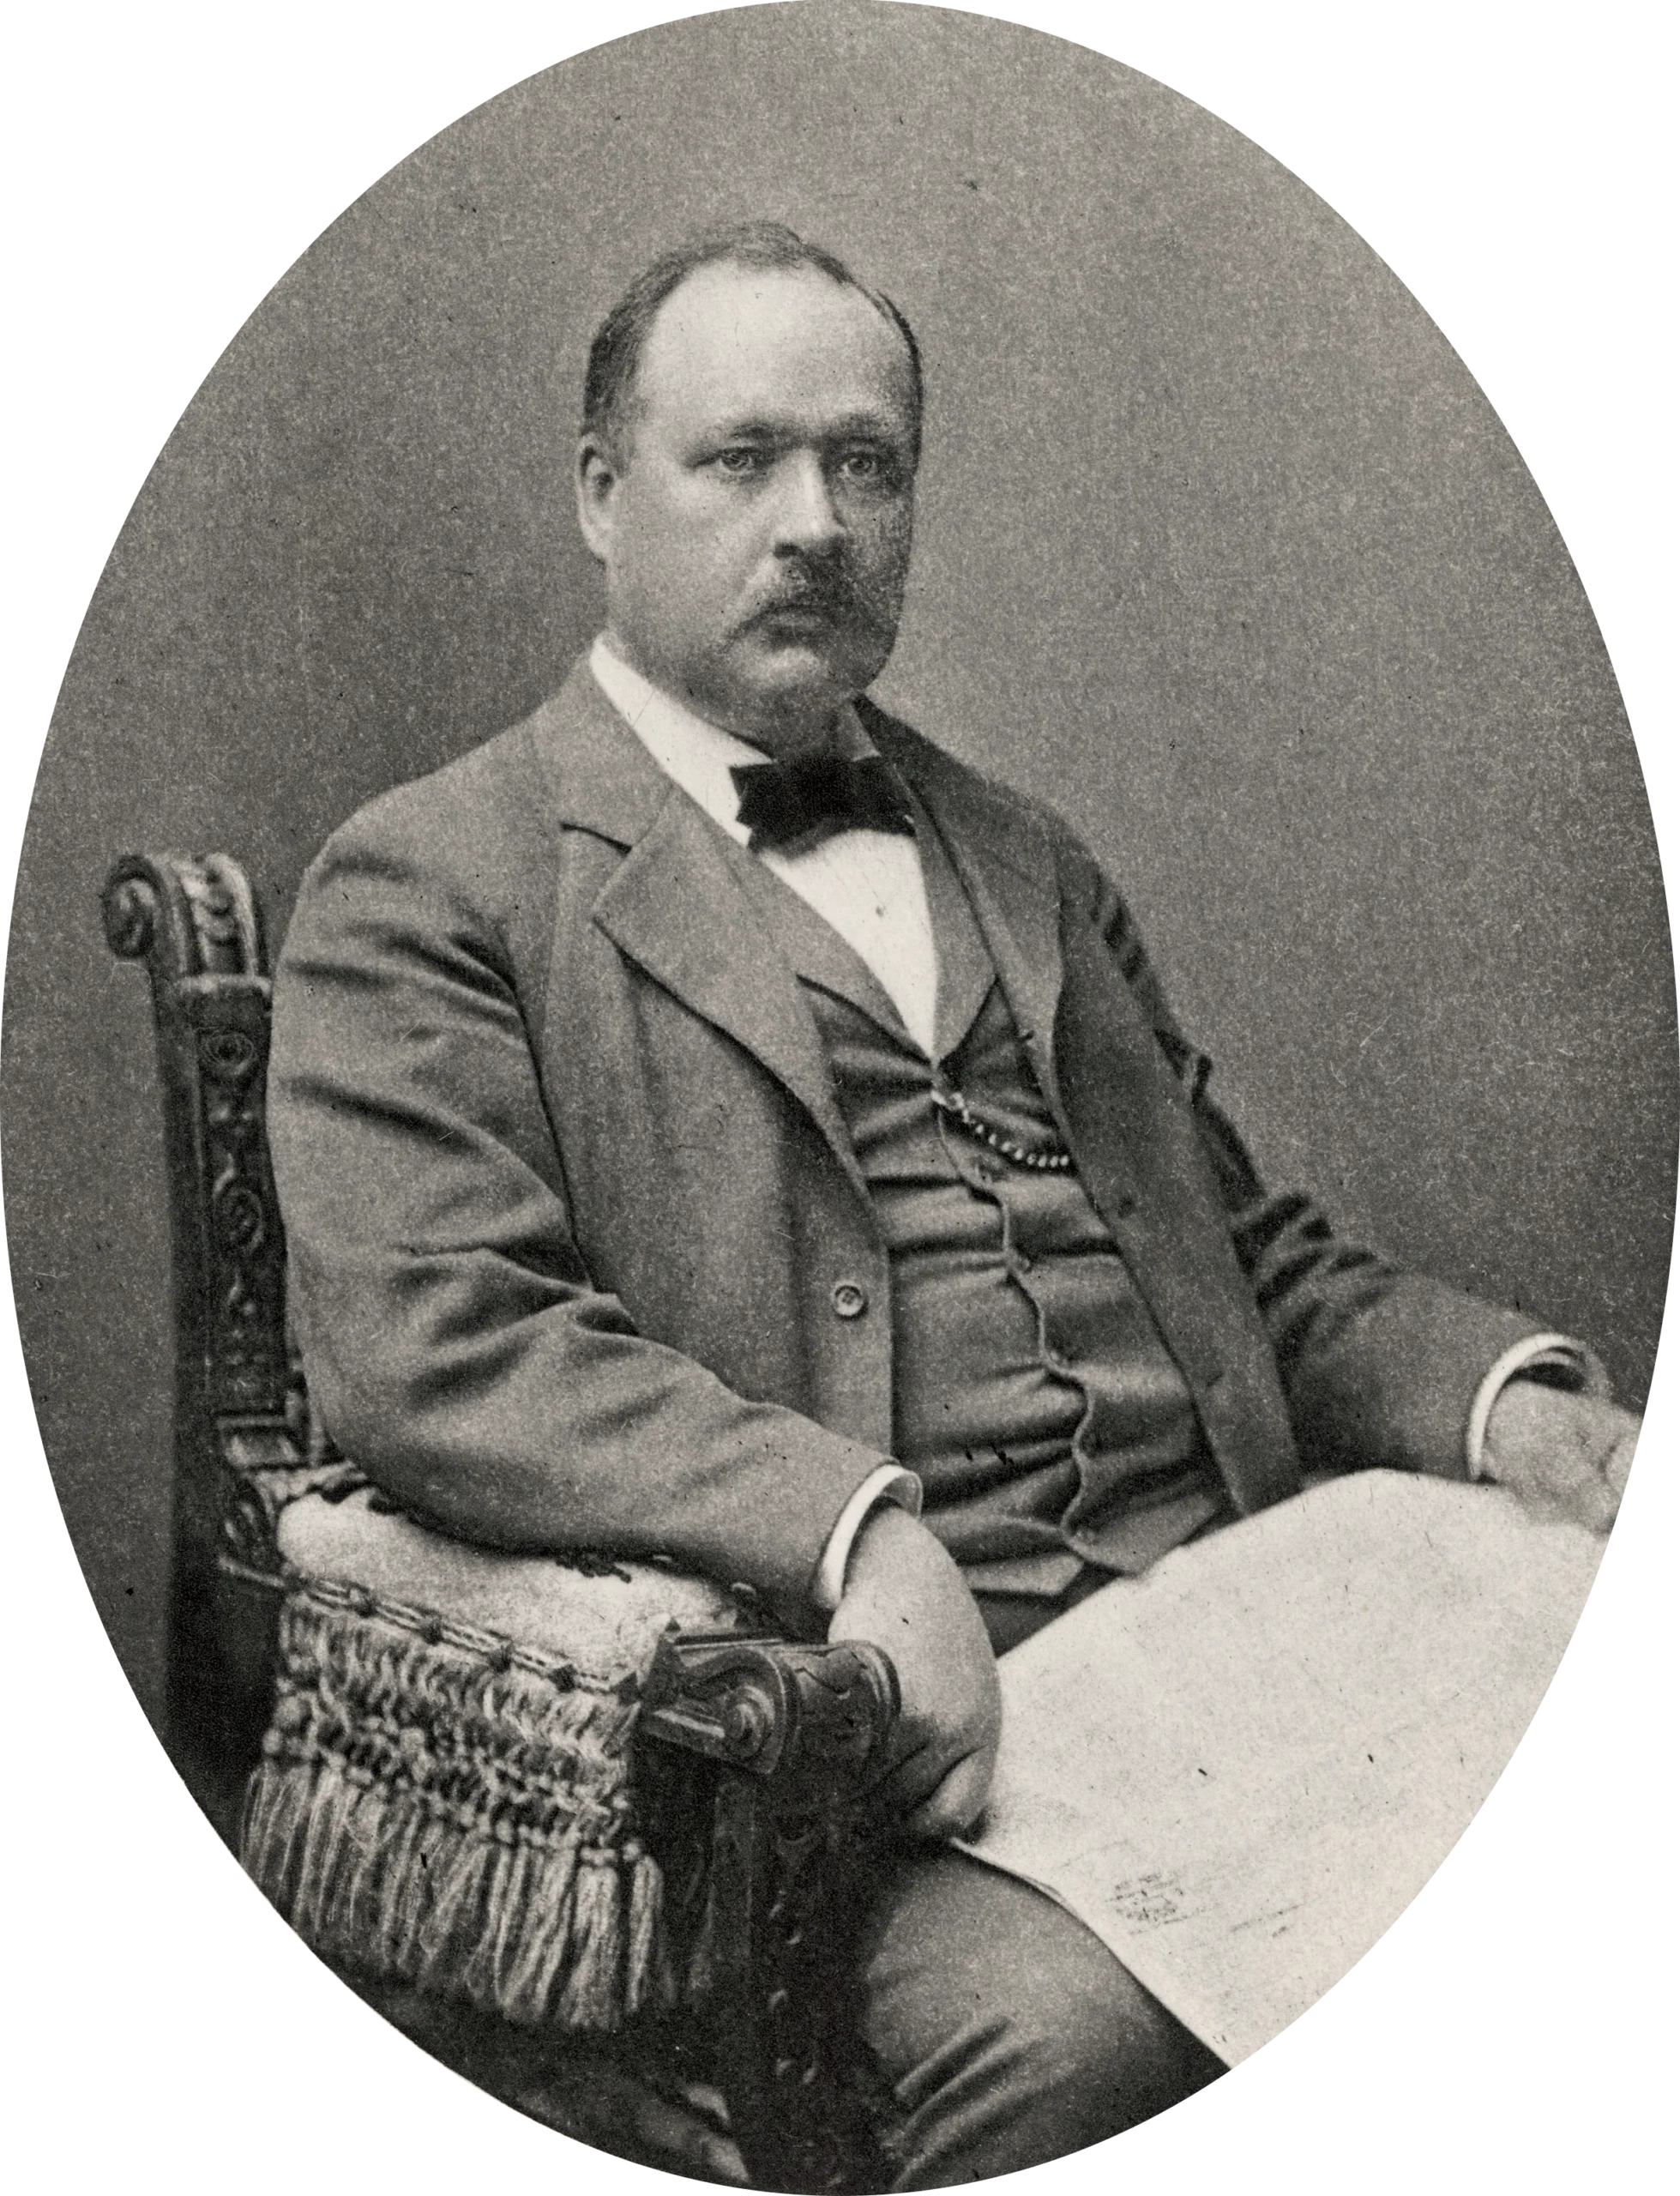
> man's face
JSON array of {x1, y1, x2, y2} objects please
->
[{"x1": 576, "y1": 262, "x2": 918, "y2": 753}]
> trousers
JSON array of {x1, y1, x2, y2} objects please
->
[{"x1": 855, "y1": 1844, "x2": 1225, "y2": 2187}]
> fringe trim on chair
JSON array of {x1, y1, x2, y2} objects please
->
[{"x1": 239, "y1": 1584, "x2": 675, "y2": 2032}]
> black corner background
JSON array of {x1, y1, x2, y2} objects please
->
[{"x1": 13, "y1": 13, "x2": 1669, "y2": 2178}]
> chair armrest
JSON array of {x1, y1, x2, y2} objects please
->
[
  {"x1": 248, "y1": 1485, "x2": 902, "y2": 2187},
  {"x1": 642, "y1": 1632, "x2": 899, "y2": 1789},
  {"x1": 272, "y1": 1482, "x2": 755, "y2": 1668},
  {"x1": 244, "y1": 1487, "x2": 898, "y2": 2038},
  {"x1": 268, "y1": 1488, "x2": 900, "y2": 1805},
  {"x1": 641, "y1": 1635, "x2": 901, "y2": 2193}
]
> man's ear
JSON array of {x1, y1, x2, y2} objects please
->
[{"x1": 575, "y1": 431, "x2": 623, "y2": 564}]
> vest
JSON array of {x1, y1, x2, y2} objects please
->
[{"x1": 734, "y1": 799, "x2": 1231, "y2": 1592}]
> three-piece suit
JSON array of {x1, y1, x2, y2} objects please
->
[{"x1": 268, "y1": 658, "x2": 1551, "y2": 2182}]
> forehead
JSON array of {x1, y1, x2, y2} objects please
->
[{"x1": 632, "y1": 262, "x2": 916, "y2": 437}]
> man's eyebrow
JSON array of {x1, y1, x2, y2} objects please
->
[{"x1": 693, "y1": 409, "x2": 912, "y2": 443}]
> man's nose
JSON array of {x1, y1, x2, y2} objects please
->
[{"x1": 772, "y1": 453, "x2": 846, "y2": 552}]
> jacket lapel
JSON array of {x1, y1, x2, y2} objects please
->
[
  {"x1": 910, "y1": 796, "x2": 1001, "y2": 1063},
  {"x1": 866, "y1": 709, "x2": 1079, "y2": 1148},
  {"x1": 530, "y1": 661, "x2": 867, "y2": 1198},
  {"x1": 733, "y1": 856, "x2": 921, "y2": 1049}
]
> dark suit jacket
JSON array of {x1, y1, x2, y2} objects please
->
[{"x1": 268, "y1": 659, "x2": 1547, "y2": 1625}]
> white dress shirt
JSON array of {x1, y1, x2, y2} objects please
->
[
  {"x1": 587, "y1": 636, "x2": 1595, "y2": 1604},
  {"x1": 590, "y1": 637, "x2": 938, "y2": 1056}
]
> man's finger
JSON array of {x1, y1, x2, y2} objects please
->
[
  {"x1": 901, "y1": 1753, "x2": 993, "y2": 1842},
  {"x1": 873, "y1": 1722, "x2": 943, "y2": 1784},
  {"x1": 1564, "y1": 1463, "x2": 1618, "y2": 1536},
  {"x1": 866, "y1": 1733, "x2": 992, "y2": 1833},
  {"x1": 1603, "y1": 1428, "x2": 1638, "y2": 1502},
  {"x1": 864, "y1": 1733, "x2": 949, "y2": 1823}
]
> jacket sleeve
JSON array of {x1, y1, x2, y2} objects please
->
[
  {"x1": 1073, "y1": 839, "x2": 1563, "y2": 1481},
  {"x1": 268, "y1": 795, "x2": 891, "y2": 1627}
]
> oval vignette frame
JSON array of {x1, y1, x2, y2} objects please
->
[{"x1": 9, "y1": 9, "x2": 1669, "y2": 2187}]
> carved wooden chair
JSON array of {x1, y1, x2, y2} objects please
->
[{"x1": 103, "y1": 849, "x2": 902, "y2": 2193}]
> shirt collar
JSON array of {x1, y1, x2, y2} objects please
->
[{"x1": 588, "y1": 633, "x2": 876, "y2": 847}]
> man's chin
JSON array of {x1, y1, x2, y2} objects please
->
[{"x1": 722, "y1": 636, "x2": 881, "y2": 733}]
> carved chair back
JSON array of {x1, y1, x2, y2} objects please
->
[{"x1": 103, "y1": 853, "x2": 300, "y2": 1836}]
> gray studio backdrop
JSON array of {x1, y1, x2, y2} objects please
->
[{"x1": 7, "y1": 3, "x2": 1673, "y2": 1730}]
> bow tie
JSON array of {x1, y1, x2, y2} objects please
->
[{"x1": 731, "y1": 752, "x2": 917, "y2": 854}]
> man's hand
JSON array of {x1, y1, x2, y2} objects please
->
[
  {"x1": 1480, "y1": 1380, "x2": 1640, "y2": 1533},
  {"x1": 827, "y1": 1502, "x2": 1002, "y2": 1839}
]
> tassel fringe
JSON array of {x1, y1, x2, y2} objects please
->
[{"x1": 239, "y1": 1587, "x2": 677, "y2": 2032}]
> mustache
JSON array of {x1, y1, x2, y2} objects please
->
[{"x1": 737, "y1": 559, "x2": 885, "y2": 630}]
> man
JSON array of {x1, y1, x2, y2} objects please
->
[{"x1": 269, "y1": 223, "x2": 1638, "y2": 2187}]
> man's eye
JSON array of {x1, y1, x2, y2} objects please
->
[
  {"x1": 714, "y1": 447, "x2": 767, "y2": 476},
  {"x1": 837, "y1": 449, "x2": 888, "y2": 482}
]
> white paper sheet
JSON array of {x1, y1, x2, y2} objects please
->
[{"x1": 955, "y1": 1471, "x2": 1605, "y2": 2063}]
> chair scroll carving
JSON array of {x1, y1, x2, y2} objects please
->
[
  {"x1": 106, "y1": 849, "x2": 903, "y2": 2192},
  {"x1": 104, "y1": 853, "x2": 301, "y2": 1829},
  {"x1": 103, "y1": 852, "x2": 289, "y2": 1422}
]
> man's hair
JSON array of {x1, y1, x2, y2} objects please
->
[{"x1": 581, "y1": 220, "x2": 924, "y2": 462}]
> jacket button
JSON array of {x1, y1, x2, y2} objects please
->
[{"x1": 830, "y1": 1279, "x2": 869, "y2": 1319}]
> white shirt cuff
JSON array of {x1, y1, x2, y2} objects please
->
[
  {"x1": 1466, "y1": 1332, "x2": 1610, "y2": 1479},
  {"x1": 812, "y1": 1465, "x2": 923, "y2": 1611}
]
